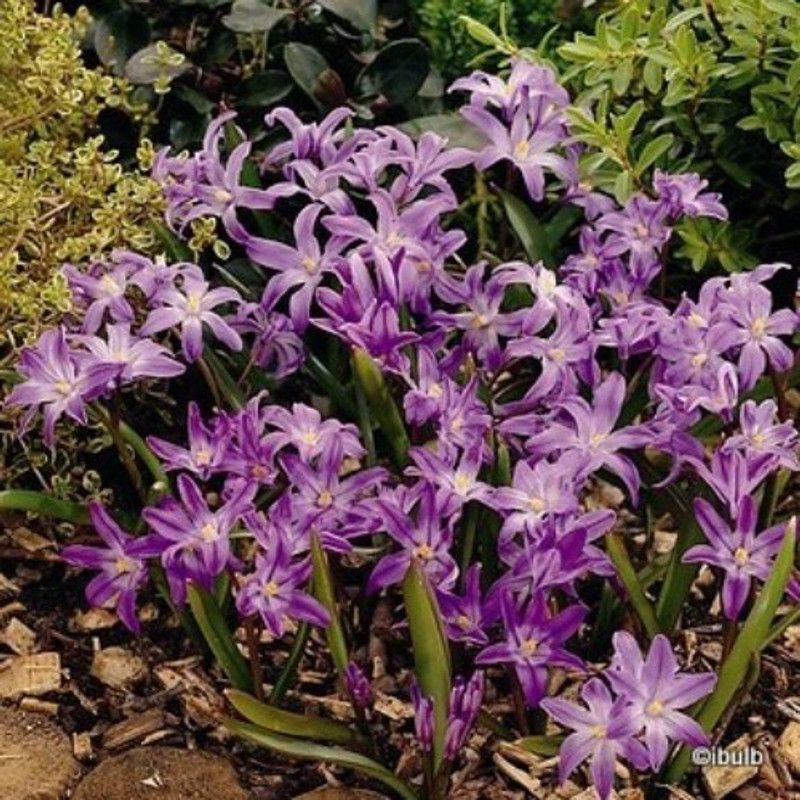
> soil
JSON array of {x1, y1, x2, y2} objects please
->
[
  {"x1": 71, "y1": 746, "x2": 248, "y2": 800},
  {"x1": 0, "y1": 707, "x2": 81, "y2": 800}
]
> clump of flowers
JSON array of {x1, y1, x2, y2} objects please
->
[{"x1": 5, "y1": 55, "x2": 799, "y2": 800}]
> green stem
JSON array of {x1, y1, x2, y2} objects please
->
[
  {"x1": 0, "y1": 490, "x2": 89, "y2": 524},
  {"x1": 605, "y1": 532, "x2": 662, "y2": 638},
  {"x1": 198, "y1": 356, "x2": 223, "y2": 408},
  {"x1": 108, "y1": 397, "x2": 146, "y2": 502},
  {"x1": 354, "y1": 378, "x2": 377, "y2": 467},
  {"x1": 269, "y1": 622, "x2": 311, "y2": 706}
]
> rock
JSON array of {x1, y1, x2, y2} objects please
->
[
  {"x1": 0, "y1": 652, "x2": 61, "y2": 698},
  {"x1": 0, "y1": 707, "x2": 81, "y2": 800},
  {"x1": 777, "y1": 721, "x2": 800, "y2": 775},
  {"x1": 90, "y1": 647, "x2": 148, "y2": 690},
  {"x1": 71, "y1": 747, "x2": 248, "y2": 800}
]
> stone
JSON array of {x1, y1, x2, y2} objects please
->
[
  {"x1": 71, "y1": 747, "x2": 248, "y2": 800},
  {"x1": 0, "y1": 707, "x2": 81, "y2": 800}
]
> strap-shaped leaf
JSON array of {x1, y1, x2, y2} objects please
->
[
  {"x1": 311, "y1": 534, "x2": 349, "y2": 677},
  {"x1": 663, "y1": 517, "x2": 796, "y2": 784},
  {"x1": 605, "y1": 531, "x2": 662, "y2": 638},
  {"x1": 226, "y1": 719, "x2": 418, "y2": 800},
  {"x1": 0, "y1": 490, "x2": 89, "y2": 524},
  {"x1": 352, "y1": 348, "x2": 410, "y2": 467},
  {"x1": 403, "y1": 562, "x2": 451, "y2": 770},
  {"x1": 227, "y1": 689, "x2": 361, "y2": 746},
  {"x1": 188, "y1": 583, "x2": 253, "y2": 692},
  {"x1": 517, "y1": 735, "x2": 565, "y2": 757}
]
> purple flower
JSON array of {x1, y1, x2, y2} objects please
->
[
  {"x1": 683, "y1": 496, "x2": 789, "y2": 619},
  {"x1": 462, "y1": 91, "x2": 571, "y2": 201},
  {"x1": 262, "y1": 403, "x2": 363, "y2": 464},
  {"x1": 244, "y1": 204, "x2": 344, "y2": 332},
  {"x1": 653, "y1": 171, "x2": 728, "y2": 220},
  {"x1": 437, "y1": 564, "x2": 489, "y2": 646},
  {"x1": 281, "y1": 438, "x2": 386, "y2": 525},
  {"x1": 139, "y1": 265, "x2": 243, "y2": 362},
  {"x1": 607, "y1": 632, "x2": 715, "y2": 769},
  {"x1": 407, "y1": 445, "x2": 494, "y2": 514},
  {"x1": 6, "y1": 327, "x2": 118, "y2": 446},
  {"x1": 235, "y1": 526, "x2": 329, "y2": 637},
  {"x1": 366, "y1": 485, "x2": 458, "y2": 593},
  {"x1": 722, "y1": 399, "x2": 799, "y2": 469},
  {"x1": 724, "y1": 283, "x2": 797, "y2": 390},
  {"x1": 63, "y1": 261, "x2": 135, "y2": 334},
  {"x1": 231, "y1": 299, "x2": 304, "y2": 378},
  {"x1": 148, "y1": 402, "x2": 230, "y2": 479},
  {"x1": 62, "y1": 502, "x2": 162, "y2": 633},
  {"x1": 541, "y1": 678, "x2": 649, "y2": 800},
  {"x1": 75, "y1": 323, "x2": 186, "y2": 384},
  {"x1": 476, "y1": 591, "x2": 585, "y2": 707},
  {"x1": 444, "y1": 671, "x2": 485, "y2": 761},
  {"x1": 523, "y1": 373, "x2": 652, "y2": 501},
  {"x1": 410, "y1": 681, "x2": 435, "y2": 752},
  {"x1": 143, "y1": 475, "x2": 256, "y2": 604},
  {"x1": 492, "y1": 458, "x2": 580, "y2": 546},
  {"x1": 344, "y1": 662, "x2": 373, "y2": 710}
]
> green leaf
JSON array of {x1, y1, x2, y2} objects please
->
[
  {"x1": 223, "y1": 0, "x2": 288, "y2": 33},
  {"x1": 459, "y1": 15, "x2": 508, "y2": 50},
  {"x1": 226, "y1": 689, "x2": 360, "y2": 745},
  {"x1": 517, "y1": 735, "x2": 565, "y2": 757},
  {"x1": 151, "y1": 221, "x2": 193, "y2": 262},
  {"x1": 0, "y1": 491, "x2": 89, "y2": 524},
  {"x1": 93, "y1": 10, "x2": 151, "y2": 74},
  {"x1": 398, "y1": 115, "x2": 489, "y2": 150},
  {"x1": 356, "y1": 39, "x2": 430, "y2": 106},
  {"x1": 612, "y1": 58, "x2": 634, "y2": 95},
  {"x1": 284, "y1": 43, "x2": 345, "y2": 108},
  {"x1": 499, "y1": 190, "x2": 556, "y2": 267},
  {"x1": 642, "y1": 58, "x2": 663, "y2": 93},
  {"x1": 403, "y1": 563, "x2": 451, "y2": 770},
  {"x1": 636, "y1": 133, "x2": 675, "y2": 173},
  {"x1": 125, "y1": 43, "x2": 190, "y2": 86},
  {"x1": 352, "y1": 349, "x2": 410, "y2": 467},
  {"x1": 662, "y1": 518, "x2": 796, "y2": 784},
  {"x1": 226, "y1": 720, "x2": 418, "y2": 800},
  {"x1": 318, "y1": 0, "x2": 377, "y2": 32},
  {"x1": 311, "y1": 534, "x2": 349, "y2": 678},
  {"x1": 237, "y1": 71, "x2": 293, "y2": 108},
  {"x1": 202, "y1": 350, "x2": 247, "y2": 410},
  {"x1": 613, "y1": 170, "x2": 634, "y2": 205},
  {"x1": 188, "y1": 584, "x2": 253, "y2": 692},
  {"x1": 605, "y1": 532, "x2": 662, "y2": 638}
]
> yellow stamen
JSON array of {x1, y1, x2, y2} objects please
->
[
  {"x1": 54, "y1": 380, "x2": 71, "y2": 395},
  {"x1": 214, "y1": 188, "x2": 233, "y2": 203},
  {"x1": 734, "y1": 547, "x2": 749, "y2": 566},
  {"x1": 514, "y1": 140, "x2": 530, "y2": 160},
  {"x1": 413, "y1": 543, "x2": 434, "y2": 561},
  {"x1": 263, "y1": 581, "x2": 280, "y2": 597},
  {"x1": 519, "y1": 638, "x2": 538, "y2": 658},
  {"x1": 751, "y1": 318, "x2": 766, "y2": 337},
  {"x1": 301, "y1": 256, "x2": 318, "y2": 274},
  {"x1": 317, "y1": 490, "x2": 333, "y2": 508},
  {"x1": 691, "y1": 352, "x2": 709, "y2": 368},
  {"x1": 591, "y1": 724, "x2": 607, "y2": 738},
  {"x1": 200, "y1": 522, "x2": 217, "y2": 541},
  {"x1": 185, "y1": 293, "x2": 202, "y2": 314},
  {"x1": 647, "y1": 700, "x2": 663, "y2": 716},
  {"x1": 528, "y1": 496, "x2": 545, "y2": 513},
  {"x1": 453, "y1": 472, "x2": 473, "y2": 494},
  {"x1": 195, "y1": 449, "x2": 212, "y2": 466},
  {"x1": 115, "y1": 557, "x2": 133, "y2": 574},
  {"x1": 548, "y1": 347, "x2": 566, "y2": 362}
]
